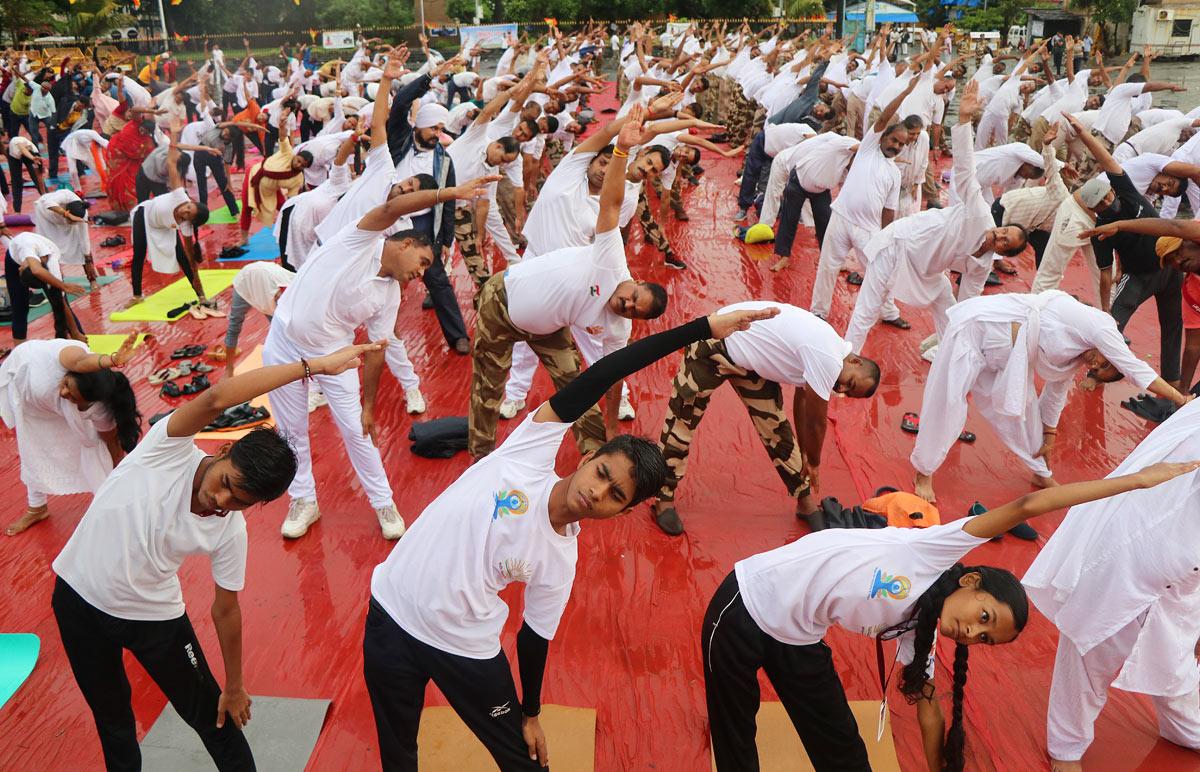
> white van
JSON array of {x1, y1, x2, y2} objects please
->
[{"x1": 1008, "y1": 25, "x2": 1027, "y2": 49}]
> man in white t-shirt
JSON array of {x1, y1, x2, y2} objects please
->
[
  {"x1": 265, "y1": 177, "x2": 491, "y2": 540},
  {"x1": 809, "y1": 76, "x2": 919, "y2": 325},
  {"x1": 654, "y1": 300, "x2": 881, "y2": 536},
  {"x1": 52, "y1": 340, "x2": 377, "y2": 772},
  {"x1": 126, "y1": 133, "x2": 212, "y2": 315},
  {"x1": 365, "y1": 304, "x2": 777, "y2": 771},
  {"x1": 469, "y1": 108, "x2": 669, "y2": 460}
]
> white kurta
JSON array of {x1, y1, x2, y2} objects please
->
[
  {"x1": 0, "y1": 340, "x2": 116, "y2": 497},
  {"x1": 32, "y1": 190, "x2": 91, "y2": 265}
]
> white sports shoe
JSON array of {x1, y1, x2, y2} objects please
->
[
  {"x1": 921, "y1": 344, "x2": 939, "y2": 364},
  {"x1": 499, "y1": 398, "x2": 525, "y2": 419},
  {"x1": 375, "y1": 503, "x2": 407, "y2": 540},
  {"x1": 618, "y1": 392, "x2": 636, "y2": 421},
  {"x1": 281, "y1": 499, "x2": 320, "y2": 539},
  {"x1": 307, "y1": 388, "x2": 328, "y2": 413},
  {"x1": 919, "y1": 333, "x2": 940, "y2": 354},
  {"x1": 405, "y1": 388, "x2": 427, "y2": 415}
]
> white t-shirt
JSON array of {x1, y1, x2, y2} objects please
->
[
  {"x1": 790, "y1": 134, "x2": 860, "y2": 193},
  {"x1": 522, "y1": 150, "x2": 599, "y2": 257},
  {"x1": 830, "y1": 128, "x2": 900, "y2": 230},
  {"x1": 233, "y1": 261, "x2": 293, "y2": 316},
  {"x1": 315, "y1": 145, "x2": 407, "y2": 244},
  {"x1": 1092, "y1": 82, "x2": 1145, "y2": 145},
  {"x1": 52, "y1": 419, "x2": 248, "y2": 622},
  {"x1": 735, "y1": 520, "x2": 987, "y2": 658},
  {"x1": 133, "y1": 188, "x2": 194, "y2": 274},
  {"x1": 273, "y1": 222, "x2": 401, "y2": 353},
  {"x1": 371, "y1": 415, "x2": 580, "y2": 658},
  {"x1": 447, "y1": 122, "x2": 499, "y2": 206},
  {"x1": 763, "y1": 122, "x2": 816, "y2": 158},
  {"x1": 8, "y1": 135, "x2": 37, "y2": 157},
  {"x1": 504, "y1": 228, "x2": 632, "y2": 354},
  {"x1": 721, "y1": 301, "x2": 851, "y2": 399},
  {"x1": 7, "y1": 232, "x2": 62, "y2": 277}
]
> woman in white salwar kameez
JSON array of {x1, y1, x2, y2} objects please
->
[
  {"x1": 1024, "y1": 399, "x2": 1200, "y2": 771},
  {"x1": 910, "y1": 290, "x2": 1189, "y2": 502},
  {"x1": 0, "y1": 334, "x2": 142, "y2": 535},
  {"x1": 32, "y1": 189, "x2": 96, "y2": 289},
  {"x1": 59, "y1": 128, "x2": 109, "y2": 193}
]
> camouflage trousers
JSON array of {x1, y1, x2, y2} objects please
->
[
  {"x1": 845, "y1": 93, "x2": 866, "y2": 139},
  {"x1": 617, "y1": 69, "x2": 629, "y2": 102},
  {"x1": 634, "y1": 186, "x2": 673, "y2": 257},
  {"x1": 1074, "y1": 129, "x2": 1116, "y2": 185},
  {"x1": 657, "y1": 338, "x2": 810, "y2": 502},
  {"x1": 453, "y1": 204, "x2": 490, "y2": 289},
  {"x1": 468, "y1": 275, "x2": 606, "y2": 458},
  {"x1": 497, "y1": 177, "x2": 527, "y2": 250},
  {"x1": 715, "y1": 76, "x2": 737, "y2": 126},
  {"x1": 546, "y1": 139, "x2": 566, "y2": 169},
  {"x1": 1010, "y1": 116, "x2": 1032, "y2": 144},
  {"x1": 649, "y1": 173, "x2": 687, "y2": 217}
]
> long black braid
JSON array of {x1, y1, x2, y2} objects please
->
[{"x1": 879, "y1": 563, "x2": 1028, "y2": 772}]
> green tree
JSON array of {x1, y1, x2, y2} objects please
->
[
  {"x1": 0, "y1": 0, "x2": 58, "y2": 43},
  {"x1": 53, "y1": 0, "x2": 131, "y2": 41},
  {"x1": 785, "y1": 0, "x2": 825, "y2": 19}
]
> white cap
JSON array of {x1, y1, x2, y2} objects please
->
[{"x1": 414, "y1": 102, "x2": 450, "y2": 129}]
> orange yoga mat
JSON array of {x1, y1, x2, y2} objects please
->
[
  {"x1": 194, "y1": 345, "x2": 274, "y2": 441},
  {"x1": 417, "y1": 705, "x2": 595, "y2": 771}
]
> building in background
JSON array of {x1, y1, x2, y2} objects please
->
[{"x1": 1133, "y1": 1, "x2": 1200, "y2": 56}]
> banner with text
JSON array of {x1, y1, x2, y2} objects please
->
[
  {"x1": 459, "y1": 23, "x2": 519, "y2": 49},
  {"x1": 322, "y1": 30, "x2": 356, "y2": 49}
]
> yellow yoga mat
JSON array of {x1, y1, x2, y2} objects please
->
[
  {"x1": 195, "y1": 345, "x2": 274, "y2": 441},
  {"x1": 109, "y1": 270, "x2": 239, "y2": 323},
  {"x1": 417, "y1": 705, "x2": 595, "y2": 771},
  {"x1": 711, "y1": 701, "x2": 901, "y2": 772},
  {"x1": 86, "y1": 333, "x2": 150, "y2": 356}
]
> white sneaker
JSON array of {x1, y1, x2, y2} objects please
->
[
  {"x1": 921, "y1": 344, "x2": 939, "y2": 364},
  {"x1": 405, "y1": 387, "x2": 427, "y2": 415},
  {"x1": 375, "y1": 503, "x2": 407, "y2": 540},
  {"x1": 919, "y1": 333, "x2": 940, "y2": 354},
  {"x1": 307, "y1": 388, "x2": 328, "y2": 413},
  {"x1": 281, "y1": 499, "x2": 320, "y2": 539},
  {"x1": 618, "y1": 393, "x2": 636, "y2": 421},
  {"x1": 499, "y1": 398, "x2": 525, "y2": 419}
]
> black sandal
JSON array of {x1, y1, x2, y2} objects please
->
[
  {"x1": 170, "y1": 344, "x2": 206, "y2": 359},
  {"x1": 902, "y1": 412, "x2": 972, "y2": 441},
  {"x1": 881, "y1": 317, "x2": 911, "y2": 330},
  {"x1": 846, "y1": 272, "x2": 863, "y2": 286},
  {"x1": 180, "y1": 374, "x2": 211, "y2": 395},
  {"x1": 160, "y1": 381, "x2": 183, "y2": 398}
]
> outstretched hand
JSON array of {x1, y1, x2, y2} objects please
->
[
  {"x1": 957, "y1": 79, "x2": 981, "y2": 124},
  {"x1": 451, "y1": 175, "x2": 502, "y2": 202},
  {"x1": 1078, "y1": 223, "x2": 1119, "y2": 240},
  {"x1": 707, "y1": 306, "x2": 781, "y2": 340},
  {"x1": 616, "y1": 104, "x2": 647, "y2": 151},
  {"x1": 110, "y1": 332, "x2": 141, "y2": 368},
  {"x1": 312, "y1": 341, "x2": 388, "y2": 377},
  {"x1": 1135, "y1": 460, "x2": 1200, "y2": 489}
]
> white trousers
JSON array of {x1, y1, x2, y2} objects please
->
[
  {"x1": 262, "y1": 324, "x2": 394, "y2": 507},
  {"x1": 505, "y1": 324, "x2": 629, "y2": 403},
  {"x1": 1048, "y1": 613, "x2": 1200, "y2": 761},
  {"x1": 485, "y1": 197, "x2": 520, "y2": 263},
  {"x1": 384, "y1": 333, "x2": 420, "y2": 390},
  {"x1": 27, "y1": 488, "x2": 48, "y2": 507},
  {"x1": 845, "y1": 247, "x2": 957, "y2": 354},
  {"x1": 975, "y1": 111, "x2": 1009, "y2": 150},
  {"x1": 1031, "y1": 201, "x2": 1102, "y2": 299},
  {"x1": 810, "y1": 212, "x2": 898, "y2": 320},
  {"x1": 911, "y1": 319, "x2": 1051, "y2": 478}
]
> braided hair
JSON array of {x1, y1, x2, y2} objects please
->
[{"x1": 880, "y1": 564, "x2": 1029, "y2": 771}]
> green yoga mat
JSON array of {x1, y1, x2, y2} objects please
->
[
  {"x1": 0, "y1": 276, "x2": 120, "y2": 327},
  {"x1": 204, "y1": 204, "x2": 242, "y2": 225},
  {"x1": 109, "y1": 269, "x2": 239, "y2": 322},
  {"x1": 0, "y1": 633, "x2": 39, "y2": 710}
]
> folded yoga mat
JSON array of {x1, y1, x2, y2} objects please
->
[
  {"x1": 216, "y1": 228, "x2": 277, "y2": 263},
  {"x1": 141, "y1": 695, "x2": 330, "y2": 772},
  {"x1": 418, "y1": 705, "x2": 595, "y2": 770},
  {"x1": 86, "y1": 333, "x2": 149, "y2": 357},
  {"x1": 204, "y1": 204, "x2": 242, "y2": 225},
  {"x1": 0, "y1": 633, "x2": 40, "y2": 710},
  {"x1": 710, "y1": 701, "x2": 900, "y2": 771},
  {"x1": 196, "y1": 345, "x2": 274, "y2": 441},
  {"x1": 109, "y1": 269, "x2": 239, "y2": 323},
  {"x1": 0, "y1": 275, "x2": 119, "y2": 327}
]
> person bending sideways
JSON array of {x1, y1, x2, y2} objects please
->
[
  {"x1": 653, "y1": 300, "x2": 880, "y2": 536},
  {"x1": 52, "y1": 341, "x2": 382, "y2": 772},
  {"x1": 910, "y1": 291, "x2": 1189, "y2": 503},
  {"x1": 704, "y1": 460, "x2": 1198, "y2": 772},
  {"x1": 364, "y1": 305, "x2": 778, "y2": 771}
]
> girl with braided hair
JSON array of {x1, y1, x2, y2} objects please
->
[{"x1": 702, "y1": 460, "x2": 1200, "y2": 771}]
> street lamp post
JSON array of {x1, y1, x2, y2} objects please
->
[{"x1": 155, "y1": 0, "x2": 169, "y2": 50}]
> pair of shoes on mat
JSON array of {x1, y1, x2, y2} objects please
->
[
  {"x1": 170, "y1": 344, "x2": 206, "y2": 359},
  {"x1": 189, "y1": 301, "x2": 226, "y2": 320},
  {"x1": 204, "y1": 402, "x2": 270, "y2": 431},
  {"x1": 219, "y1": 245, "x2": 248, "y2": 259},
  {"x1": 900, "y1": 412, "x2": 974, "y2": 443},
  {"x1": 148, "y1": 359, "x2": 213, "y2": 384},
  {"x1": 100, "y1": 235, "x2": 125, "y2": 247},
  {"x1": 1121, "y1": 394, "x2": 1178, "y2": 424},
  {"x1": 161, "y1": 374, "x2": 210, "y2": 398}
]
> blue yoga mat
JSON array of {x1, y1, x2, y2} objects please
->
[
  {"x1": 0, "y1": 633, "x2": 39, "y2": 710},
  {"x1": 217, "y1": 228, "x2": 278, "y2": 263}
]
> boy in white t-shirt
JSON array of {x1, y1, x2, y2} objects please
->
[
  {"x1": 653, "y1": 301, "x2": 881, "y2": 536},
  {"x1": 468, "y1": 106, "x2": 669, "y2": 459},
  {"x1": 705, "y1": 460, "x2": 1197, "y2": 771},
  {"x1": 52, "y1": 339, "x2": 382, "y2": 772},
  {"x1": 366, "y1": 304, "x2": 779, "y2": 770}
]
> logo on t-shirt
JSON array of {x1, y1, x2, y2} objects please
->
[
  {"x1": 492, "y1": 489, "x2": 530, "y2": 520},
  {"x1": 498, "y1": 557, "x2": 534, "y2": 583},
  {"x1": 868, "y1": 568, "x2": 912, "y2": 600},
  {"x1": 588, "y1": 284, "x2": 600, "y2": 296}
]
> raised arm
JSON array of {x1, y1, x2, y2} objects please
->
[
  {"x1": 964, "y1": 461, "x2": 1200, "y2": 539},
  {"x1": 873, "y1": 74, "x2": 919, "y2": 134},
  {"x1": 370, "y1": 50, "x2": 405, "y2": 150},
  {"x1": 1064, "y1": 112, "x2": 1121, "y2": 175},
  {"x1": 357, "y1": 175, "x2": 497, "y2": 232},
  {"x1": 1082, "y1": 217, "x2": 1200, "y2": 242}
]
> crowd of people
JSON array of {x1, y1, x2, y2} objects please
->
[{"x1": 3, "y1": 18, "x2": 1200, "y2": 772}]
